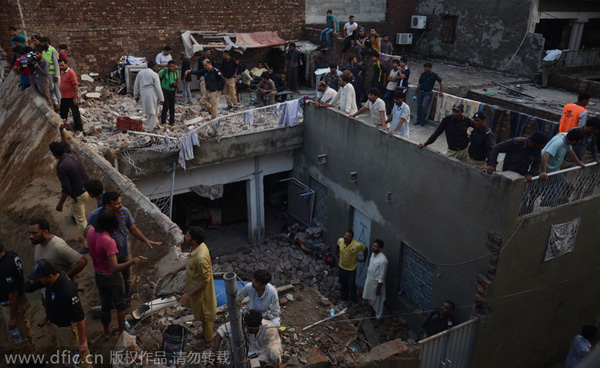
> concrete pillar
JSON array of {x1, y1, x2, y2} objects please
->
[
  {"x1": 246, "y1": 160, "x2": 264, "y2": 245},
  {"x1": 568, "y1": 21, "x2": 585, "y2": 50}
]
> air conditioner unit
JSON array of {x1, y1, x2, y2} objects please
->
[
  {"x1": 396, "y1": 33, "x2": 413, "y2": 45},
  {"x1": 411, "y1": 15, "x2": 427, "y2": 29}
]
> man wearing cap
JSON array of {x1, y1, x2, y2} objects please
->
[
  {"x1": 418, "y1": 103, "x2": 474, "y2": 161},
  {"x1": 24, "y1": 260, "x2": 92, "y2": 367},
  {"x1": 186, "y1": 59, "x2": 226, "y2": 120},
  {"x1": 484, "y1": 133, "x2": 548, "y2": 181},
  {"x1": 155, "y1": 45, "x2": 172, "y2": 68},
  {"x1": 467, "y1": 112, "x2": 495, "y2": 168},
  {"x1": 0, "y1": 242, "x2": 34, "y2": 353}
]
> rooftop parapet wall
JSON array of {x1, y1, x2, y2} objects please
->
[{"x1": 117, "y1": 125, "x2": 304, "y2": 180}]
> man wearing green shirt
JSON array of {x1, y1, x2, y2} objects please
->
[
  {"x1": 335, "y1": 229, "x2": 366, "y2": 304},
  {"x1": 9, "y1": 26, "x2": 26, "y2": 47},
  {"x1": 159, "y1": 60, "x2": 178, "y2": 126},
  {"x1": 319, "y1": 10, "x2": 339, "y2": 50}
]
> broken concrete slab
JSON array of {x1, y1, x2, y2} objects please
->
[
  {"x1": 81, "y1": 74, "x2": 94, "y2": 82},
  {"x1": 85, "y1": 92, "x2": 101, "y2": 99},
  {"x1": 357, "y1": 339, "x2": 419, "y2": 368}
]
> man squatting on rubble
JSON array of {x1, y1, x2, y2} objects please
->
[
  {"x1": 213, "y1": 310, "x2": 283, "y2": 367},
  {"x1": 238, "y1": 270, "x2": 281, "y2": 327}
]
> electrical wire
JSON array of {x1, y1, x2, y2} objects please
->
[{"x1": 421, "y1": 219, "x2": 524, "y2": 267}]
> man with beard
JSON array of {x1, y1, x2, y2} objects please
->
[{"x1": 28, "y1": 218, "x2": 87, "y2": 280}]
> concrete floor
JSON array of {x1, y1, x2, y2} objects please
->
[{"x1": 471, "y1": 83, "x2": 600, "y2": 119}]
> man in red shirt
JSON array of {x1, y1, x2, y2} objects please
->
[{"x1": 58, "y1": 58, "x2": 83, "y2": 133}]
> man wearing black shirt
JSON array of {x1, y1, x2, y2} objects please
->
[
  {"x1": 419, "y1": 103, "x2": 474, "y2": 162},
  {"x1": 421, "y1": 300, "x2": 456, "y2": 337},
  {"x1": 197, "y1": 49, "x2": 215, "y2": 100},
  {"x1": 179, "y1": 52, "x2": 193, "y2": 104},
  {"x1": 186, "y1": 59, "x2": 226, "y2": 120},
  {"x1": 0, "y1": 242, "x2": 34, "y2": 353},
  {"x1": 221, "y1": 51, "x2": 239, "y2": 109},
  {"x1": 467, "y1": 112, "x2": 495, "y2": 168},
  {"x1": 484, "y1": 132, "x2": 548, "y2": 181},
  {"x1": 25, "y1": 259, "x2": 91, "y2": 367}
]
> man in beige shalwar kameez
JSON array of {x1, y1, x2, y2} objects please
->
[{"x1": 168, "y1": 226, "x2": 217, "y2": 347}]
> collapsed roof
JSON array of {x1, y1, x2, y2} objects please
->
[{"x1": 182, "y1": 30, "x2": 286, "y2": 57}]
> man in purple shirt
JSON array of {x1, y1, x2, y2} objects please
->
[{"x1": 50, "y1": 123, "x2": 89, "y2": 236}]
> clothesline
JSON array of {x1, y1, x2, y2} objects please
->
[{"x1": 131, "y1": 99, "x2": 302, "y2": 169}]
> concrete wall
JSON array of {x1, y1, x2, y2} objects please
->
[
  {"x1": 472, "y1": 196, "x2": 600, "y2": 367},
  {"x1": 133, "y1": 150, "x2": 295, "y2": 245},
  {"x1": 0, "y1": 71, "x2": 182, "y2": 278},
  {"x1": 117, "y1": 125, "x2": 303, "y2": 180},
  {"x1": 305, "y1": 0, "x2": 388, "y2": 24},
  {"x1": 413, "y1": 0, "x2": 545, "y2": 77},
  {"x1": 0, "y1": 0, "x2": 305, "y2": 74},
  {"x1": 294, "y1": 105, "x2": 523, "y2": 322}
]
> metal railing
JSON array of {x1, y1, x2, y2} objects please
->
[
  {"x1": 518, "y1": 162, "x2": 600, "y2": 217},
  {"x1": 124, "y1": 99, "x2": 303, "y2": 153},
  {"x1": 419, "y1": 318, "x2": 479, "y2": 368},
  {"x1": 280, "y1": 178, "x2": 315, "y2": 226}
]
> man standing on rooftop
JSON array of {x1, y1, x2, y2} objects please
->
[
  {"x1": 155, "y1": 45, "x2": 172, "y2": 68},
  {"x1": 134, "y1": 60, "x2": 164, "y2": 132},
  {"x1": 558, "y1": 93, "x2": 590, "y2": 133},
  {"x1": 414, "y1": 62, "x2": 443, "y2": 126},
  {"x1": 418, "y1": 103, "x2": 473, "y2": 162}
]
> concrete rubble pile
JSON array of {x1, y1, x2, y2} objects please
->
[
  {"x1": 214, "y1": 238, "x2": 339, "y2": 301},
  {"x1": 70, "y1": 76, "x2": 297, "y2": 157}
]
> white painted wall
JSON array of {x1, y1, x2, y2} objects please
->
[
  {"x1": 133, "y1": 150, "x2": 294, "y2": 198},
  {"x1": 305, "y1": 0, "x2": 387, "y2": 24}
]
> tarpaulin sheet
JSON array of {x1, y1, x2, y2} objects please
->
[{"x1": 235, "y1": 31, "x2": 286, "y2": 48}]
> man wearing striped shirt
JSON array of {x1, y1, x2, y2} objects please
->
[{"x1": 85, "y1": 192, "x2": 161, "y2": 299}]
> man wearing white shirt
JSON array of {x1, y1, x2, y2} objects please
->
[
  {"x1": 362, "y1": 239, "x2": 388, "y2": 319},
  {"x1": 134, "y1": 61, "x2": 164, "y2": 131},
  {"x1": 315, "y1": 81, "x2": 337, "y2": 107},
  {"x1": 329, "y1": 75, "x2": 357, "y2": 115},
  {"x1": 342, "y1": 15, "x2": 358, "y2": 54},
  {"x1": 155, "y1": 45, "x2": 172, "y2": 68},
  {"x1": 349, "y1": 88, "x2": 387, "y2": 128},
  {"x1": 386, "y1": 91, "x2": 410, "y2": 138},
  {"x1": 238, "y1": 270, "x2": 281, "y2": 327}
]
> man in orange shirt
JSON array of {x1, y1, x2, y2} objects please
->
[
  {"x1": 559, "y1": 93, "x2": 590, "y2": 133},
  {"x1": 58, "y1": 58, "x2": 82, "y2": 133}
]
